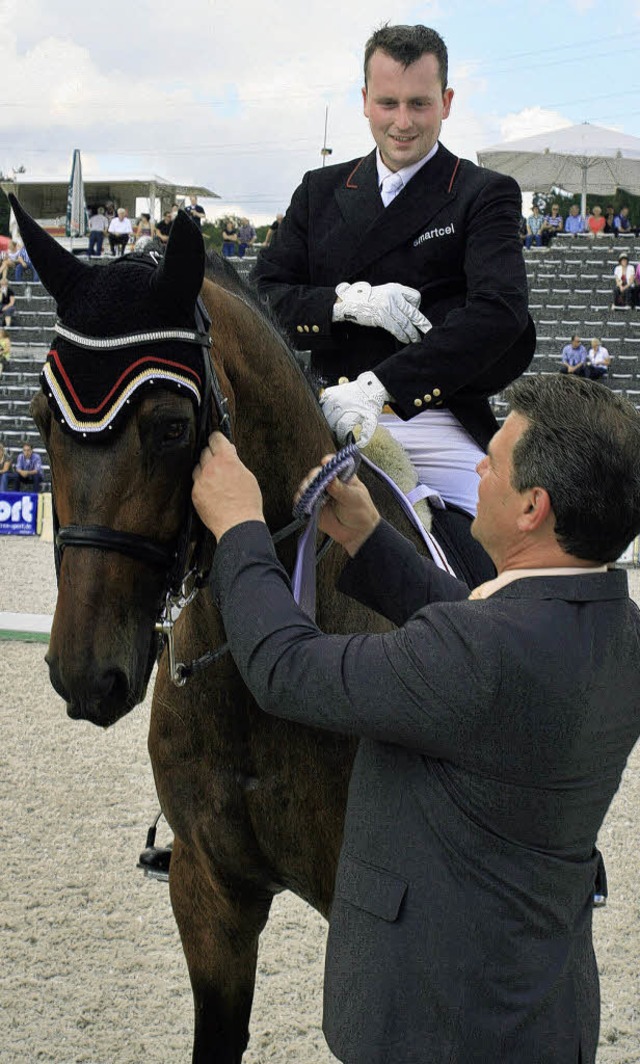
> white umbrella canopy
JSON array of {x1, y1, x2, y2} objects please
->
[{"x1": 477, "y1": 123, "x2": 640, "y2": 216}]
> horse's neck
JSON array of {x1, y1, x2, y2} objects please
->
[{"x1": 208, "y1": 282, "x2": 334, "y2": 530}]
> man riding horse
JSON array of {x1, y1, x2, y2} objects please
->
[{"x1": 253, "y1": 23, "x2": 535, "y2": 532}]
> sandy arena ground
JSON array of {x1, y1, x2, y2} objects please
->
[{"x1": 0, "y1": 536, "x2": 638, "y2": 1063}]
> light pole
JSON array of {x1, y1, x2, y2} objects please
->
[{"x1": 320, "y1": 105, "x2": 333, "y2": 167}]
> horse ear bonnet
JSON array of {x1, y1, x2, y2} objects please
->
[{"x1": 9, "y1": 194, "x2": 207, "y2": 438}]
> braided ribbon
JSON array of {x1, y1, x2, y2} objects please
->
[{"x1": 291, "y1": 443, "x2": 360, "y2": 618}]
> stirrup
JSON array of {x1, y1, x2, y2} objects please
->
[
  {"x1": 137, "y1": 809, "x2": 172, "y2": 882},
  {"x1": 137, "y1": 843, "x2": 172, "y2": 883}
]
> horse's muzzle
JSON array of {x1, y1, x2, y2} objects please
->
[
  {"x1": 66, "y1": 700, "x2": 122, "y2": 729},
  {"x1": 46, "y1": 654, "x2": 138, "y2": 728}
]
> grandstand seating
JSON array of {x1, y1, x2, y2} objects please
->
[
  {"x1": 1, "y1": 239, "x2": 639, "y2": 490},
  {"x1": 488, "y1": 236, "x2": 640, "y2": 421}
]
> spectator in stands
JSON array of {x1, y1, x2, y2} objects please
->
[
  {"x1": 108, "y1": 208, "x2": 133, "y2": 256},
  {"x1": 156, "y1": 210, "x2": 174, "y2": 246},
  {"x1": 564, "y1": 204, "x2": 586, "y2": 236},
  {"x1": 0, "y1": 442, "x2": 11, "y2": 492},
  {"x1": 14, "y1": 246, "x2": 38, "y2": 282},
  {"x1": 88, "y1": 207, "x2": 109, "y2": 258},
  {"x1": 170, "y1": 203, "x2": 180, "y2": 220},
  {"x1": 541, "y1": 203, "x2": 563, "y2": 245},
  {"x1": 614, "y1": 205, "x2": 635, "y2": 237},
  {"x1": 603, "y1": 205, "x2": 616, "y2": 234},
  {"x1": 559, "y1": 334, "x2": 588, "y2": 376},
  {"x1": 237, "y1": 218, "x2": 257, "y2": 258},
  {"x1": 184, "y1": 195, "x2": 206, "y2": 229},
  {"x1": 587, "y1": 205, "x2": 606, "y2": 238},
  {"x1": 221, "y1": 220, "x2": 239, "y2": 257},
  {"x1": 15, "y1": 441, "x2": 42, "y2": 492},
  {"x1": 263, "y1": 213, "x2": 284, "y2": 248},
  {"x1": 134, "y1": 213, "x2": 155, "y2": 252},
  {"x1": 0, "y1": 240, "x2": 28, "y2": 281},
  {"x1": 1, "y1": 281, "x2": 16, "y2": 326},
  {"x1": 613, "y1": 252, "x2": 635, "y2": 309},
  {"x1": 105, "y1": 202, "x2": 116, "y2": 223},
  {"x1": 586, "y1": 338, "x2": 611, "y2": 380},
  {"x1": 0, "y1": 326, "x2": 11, "y2": 375},
  {"x1": 524, "y1": 204, "x2": 544, "y2": 249}
]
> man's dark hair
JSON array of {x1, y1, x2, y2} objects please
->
[
  {"x1": 364, "y1": 25, "x2": 449, "y2": 91},
  {"x1": 505, "y1": 374, "x2": 640, "y2": 562}
]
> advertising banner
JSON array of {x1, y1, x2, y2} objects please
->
[{"x1": 0, "y1": 492, "x2": 40, "y2": 536}]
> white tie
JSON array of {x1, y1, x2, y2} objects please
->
[{"x1": 380, "y1": 172, "x2": 404, "y2": 207}]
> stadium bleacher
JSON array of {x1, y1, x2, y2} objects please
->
[{"x1": 1, "y1": 239, "x2": 639, "y2": 490}]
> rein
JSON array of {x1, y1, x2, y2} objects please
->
[{"x1": 156, "y1": 445, "x2": 360, "y2": 685}]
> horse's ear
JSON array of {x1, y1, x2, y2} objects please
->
[
  {"x1": 8, "y1": 193, "x2": 88, "y2": 305},
  {"x1": 152, "y1": 209, "x2": 204, "y2": 312}
]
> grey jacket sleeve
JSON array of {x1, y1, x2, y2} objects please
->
[
  {"x1": 337, "y1": 519, "x2": 469, "y2": 625},
  {"x1": 211, "y1": 522, "x2": 501, "y2": 756}
]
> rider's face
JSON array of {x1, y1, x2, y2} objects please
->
[{"x1": 363, "y1": 50, "x2": 453, "y2": 173}]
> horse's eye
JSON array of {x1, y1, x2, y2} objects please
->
[{"x1": 163, "y1": 421, "x2": 187, "y2": 442}]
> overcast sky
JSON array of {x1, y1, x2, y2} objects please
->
[{"x1": 1, "y1": 0, "x2": 639, "y2": 224}]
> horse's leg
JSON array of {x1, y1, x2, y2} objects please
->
[{"x1": 169, "y1": 837, "x2": 273, "y2": 1064}]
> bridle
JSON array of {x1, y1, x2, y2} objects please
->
[
  {"x1": 51, "y1": 293, "x2": 230, "y2": 670},
  {"x1": 48, "y1": 289, "x2": 326, "y2": 689}
]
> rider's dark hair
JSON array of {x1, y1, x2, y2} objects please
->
[
  {"x1": 364, "y1": 25, "x2": 449, "y2": 91},
  {"x1": 506, "y1": 374, "x2": 640, "y2": 562}
]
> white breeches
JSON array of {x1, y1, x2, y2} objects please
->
[{"x1": 378, "y1": 409, "x2": 485, "y2": 516}]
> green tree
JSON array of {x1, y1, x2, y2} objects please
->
[
  {"x1": 201, "y1": 215, "x2": 252, "y2": 254},
  {"x1": 201, "y1": 221, "x2": 222, "y2": 252}
]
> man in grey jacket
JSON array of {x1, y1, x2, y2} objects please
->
[{"x1": 192, "y1": 374, "x2": 640, "y2": 1064}]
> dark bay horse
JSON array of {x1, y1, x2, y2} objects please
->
[{"x1": 13, "y1": 199, "x2": 483, "y2": 1062}]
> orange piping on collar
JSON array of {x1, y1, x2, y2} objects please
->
[
  {"x1": 447, "y1": 158, "x2": 461, "y2": 193},
  {"x1": 346, "y1": 158, "x2": 366, "y2": 188}
]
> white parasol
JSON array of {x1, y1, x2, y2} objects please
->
[
  {"x1": 65, "y1": 148, "x2": 88, "y2": 249},
  {"x1": 477, "y1": 123, "x2": 640, "y2": 217}
]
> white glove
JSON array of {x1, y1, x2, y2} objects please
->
[
  {"x1": 320, "y1": 371, "x2": 391, "y2": 447},
  {"x1": 332, "y1": 281, "x2": 432, "y2": 344}
]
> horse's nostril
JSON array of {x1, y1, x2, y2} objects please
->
[
  {"x1": 103, "y1": 668, "x2": 129, "y2": 707},
  {"x1": 47, "y1": 655, "x2": 133, "y2": 726}
]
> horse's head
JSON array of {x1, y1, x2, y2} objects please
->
[{"x1": 12, "y1": 197, "x2": 209, "y2": 726}]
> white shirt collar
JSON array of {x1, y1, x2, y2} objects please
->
[
  {"x1": 469, "y1": 566, "x2": 608, "y2": 600},
  {"x1": 376, "y1": 142, "x2": 439, "y2": 193}
]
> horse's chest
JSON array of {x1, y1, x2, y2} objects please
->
[{"x1": 149, "y1": 670, "x2": 262, "y2": 851}]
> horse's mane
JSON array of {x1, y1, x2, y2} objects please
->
[{"x1": 203, "y1": 250, "x2": 324, "y2": 397}]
